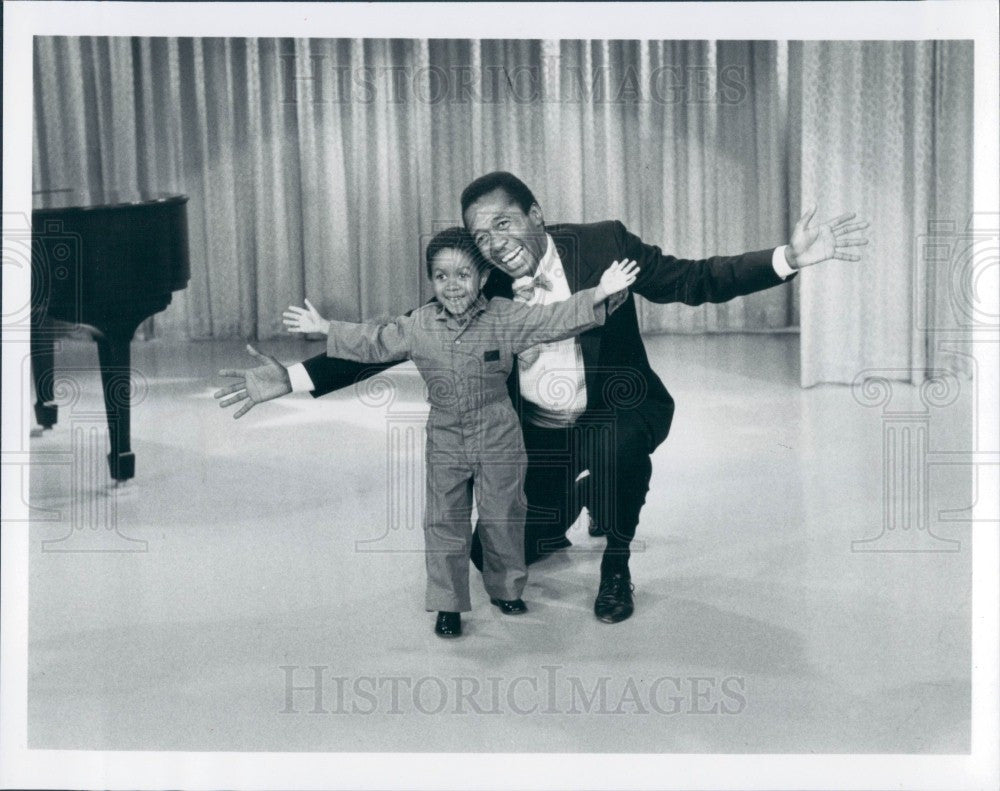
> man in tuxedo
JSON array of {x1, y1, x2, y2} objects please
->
[{"x1": 216, "y1": 171, "x2": 868, "y2": 623}]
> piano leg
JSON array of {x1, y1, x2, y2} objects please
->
[
  {"x1": 30, "y1": 310, "x2": 59, "y2": 429},
  {"x1": 95, "y1": 324, "x2": 139, "y2": 482}
]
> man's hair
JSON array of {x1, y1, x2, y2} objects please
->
[
  {"x1": 424, "y1": 226, "x2": 491, "y2": 279},
  {"x1": 460, "y1": 171, "x2": 539, "y2": 219}
]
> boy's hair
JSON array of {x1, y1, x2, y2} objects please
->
[
  {"x1": 460, "y1": 171, "x2": 539, "y2": 218},
  {"x1": 424, "y1": 226, "x2": 491, "y2": 279}
]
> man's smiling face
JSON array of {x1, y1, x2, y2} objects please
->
[{"x1": 463, "y1": 187, "x2": 547, "y2": 279}]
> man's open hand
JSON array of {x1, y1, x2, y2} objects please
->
[
  {"x1": 214, "y1": 344, "x2": 292, "y2": 419},
  {"x1": 786, "y1": 206, "x2": 870, "y2": 269}
]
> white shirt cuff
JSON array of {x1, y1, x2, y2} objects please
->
[
  {"x1": 772, "y1": 245, "x2": 796, "y2": 279},
  {"x1": 287, "y1": 362, "x2": 315, "y2": 393}
]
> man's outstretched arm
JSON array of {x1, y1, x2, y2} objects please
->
[
  {"x1": 213, "y1": 345, "x2": 402, "y2": 419},
  {"x1": 296, "y1": 353, "x2": 399, "y2": 399},
  {"x1": 623, "y1": 206, "x2": 869, "y2": 305},
  {"x1": 214, "y1": 345, "x2": 295, "y2": 419}
]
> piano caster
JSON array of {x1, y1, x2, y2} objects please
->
[
  {"x1": 108, "y1": 451, "x2": 136, "y2": 483},
  {"x1": 34, "y1": 401, "x2": 58, "y2": 430},
  {"x1": 31, "y1": 402, "x2": 58, "y2": 438},
  {"x1": 105, "y1": 478, "x2": 136, "y2": 498}
]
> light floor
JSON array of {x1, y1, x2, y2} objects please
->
[{"x1": 26, "y1": 333, "x2": 972, "y2": 752}]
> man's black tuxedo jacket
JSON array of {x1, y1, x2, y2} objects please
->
[{"x1": 302, "y1": 221, "x2": 789, "y2": 449}]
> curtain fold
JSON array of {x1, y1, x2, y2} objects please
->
[{"x1": 793, "y1": 41, "x2": 974, "y2": 386}]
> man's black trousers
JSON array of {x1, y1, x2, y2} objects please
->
[{"x1": 471, "y1": 405, "x2": 671, "y2": 577}]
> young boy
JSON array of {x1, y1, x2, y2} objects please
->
[{"x1": 283, "y1": 227, "x2": 638, "y2": 638}]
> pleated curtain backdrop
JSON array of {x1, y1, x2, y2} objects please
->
[
  {"x1": 32, "y1": 37, "x2": 973, "y2": 385},
  {"x1": 790, "y1": 41, "x2": 974, "y2": 386},
  {"x1": 32, "y1": 37, "x2": 794, "y2": 341}
]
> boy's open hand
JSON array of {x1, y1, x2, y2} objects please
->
[
  {"x1": 283, "y1": 299, "x2": 330, "y2": 335},
  {"x1": 595, "y1": 259, "x2": 640, "y2": 302}
]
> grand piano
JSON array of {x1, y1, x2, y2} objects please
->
[{"x1": 31, "y1": 189, "x2": 190, "y2": 482}]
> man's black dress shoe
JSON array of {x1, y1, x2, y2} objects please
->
[
  {"x1": 435, "y1": 611, "x2": 462, "y2": 637},
  {"x1": 594, "y1": 572, "x2": 634, "y2": 623},
  {"x1": 490, "y1": 598, "x2": 528, "y2": 615}
]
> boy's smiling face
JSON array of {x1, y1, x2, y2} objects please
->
[{"x1": 430, "y1": 247, "x2": 485, "y2": 318}]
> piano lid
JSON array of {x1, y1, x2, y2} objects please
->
[{"x1": 33, "y1": 189, "x2": 189, "y2": 213}]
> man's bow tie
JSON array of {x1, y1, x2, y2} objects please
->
[{"x1": 512, "y1": 272, "x2": 554, "y2": 302}]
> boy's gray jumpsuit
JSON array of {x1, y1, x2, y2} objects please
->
[{"x1": 326, "y1": 288, "x2": 607, "y2": 612}]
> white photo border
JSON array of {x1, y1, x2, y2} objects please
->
[{"x1": 3, "y1": 2, "x2": 998, "y2": 789}]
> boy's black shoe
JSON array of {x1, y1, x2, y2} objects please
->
[
  {"x1": 435, "y1": 611, "x2": 462, "y2": 637},
  {"x1": 594, "y1": 572, "x2": 634, "y2": 623},
  {"x1": 490, "y1": 598, "x2": 528, "y2": 615}
]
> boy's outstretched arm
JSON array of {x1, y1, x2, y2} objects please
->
[
  {"x1": 500, "y1": 260, "x2": 639, "y2": 353},
  {"x1": 283, "y1": 298, "x2": 412, "y2": 365},
  {"x1": 294, "y1": 298, "x2": 426, "y2": 397}
]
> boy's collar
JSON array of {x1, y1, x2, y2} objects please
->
[{"x1": 434, "y1": 293, "x2": 489, "y2": 326}]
